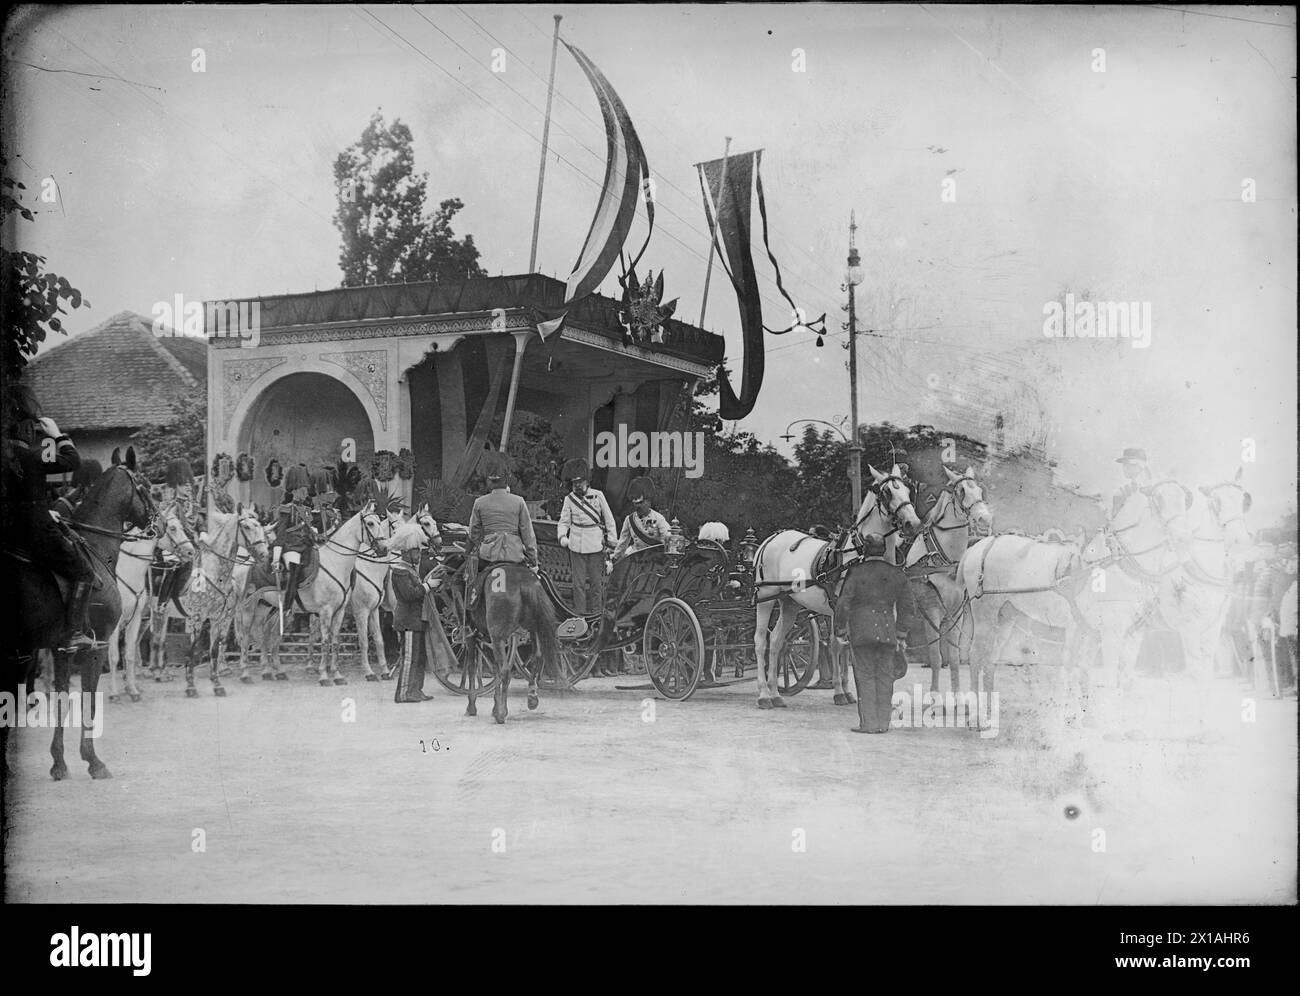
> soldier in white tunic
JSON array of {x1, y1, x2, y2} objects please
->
[
  {"x1": 613, "y1": 476, "x2": 671, "y2": 561},
  {"x1": 555, "y1": 457, "x2": 616, "y2": 616}
]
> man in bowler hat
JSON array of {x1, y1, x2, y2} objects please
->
[{"x1": 837, "y1": 532, "x2": 918, "y2": 733}]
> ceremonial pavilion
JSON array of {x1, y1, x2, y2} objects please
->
[{"x1": 205, "y1": 273, "x2": 724, "y2": 512}]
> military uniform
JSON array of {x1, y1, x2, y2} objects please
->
[
  {"x1": 390, "y1": 540, "x2": 440, "y2": 702},
  {"x1": 273, "y1": 465, "x2": 317, "y2": 609},
  {"x1": 556, "y1": 457, "x2": 616, "y2": 614},
  {"x1": 613, "y1": 476, "x2": 671, "y2": 561},
  {"x1": 837, "y1": 535, "x2": 918, "y2": 733}
]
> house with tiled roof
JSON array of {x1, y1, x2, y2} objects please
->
[{"x1": 21, "y1": 310, "x2": 208, "y2": 468}]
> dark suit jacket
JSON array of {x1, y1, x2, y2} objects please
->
[{"x1": 838, "y1": 556, "x2": 918, "y2": 647}]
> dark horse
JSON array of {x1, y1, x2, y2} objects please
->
[
  {"x1": 3, "y1": 457, "x2": 154, "y2": 780},
  {"x1": 465, "y1": 564, "x2": 560, "y2": 724}
]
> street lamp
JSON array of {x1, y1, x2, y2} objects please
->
[
  {"x1": 844, "y1": 212, "x2": 865, "y2": 515},
  {"x1": 780, "y1": 418, "x2": 849, "y2": 444}
]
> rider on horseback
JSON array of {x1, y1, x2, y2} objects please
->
[
  {"x1": 466, "y1": 451, "x2": 538, "y2": 609},
  {"x1": 53, "y1": 457, "x2": 103, "y2": 519},
  {"x1": 1, "y1": 384, "x2": 97, "y2": 650},
  {"x1": 272, "y1": 464, "x2": 317, "y2": 611}
]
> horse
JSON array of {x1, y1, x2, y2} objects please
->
[
  {"x1": 752, "y1": 464, "x2": 922, "y2": 710},
  {"x1": 464, "y1": 563, "x2": 560, "y2": 724},
  {"x1": 237, "y1": 501, "x2": 387, "y2": 686},
  {"x1": 3, "y1": 456, "x2": 154, "y2": 780},
  {"x1": 105, "y1": 499, "x2": 196, "y2": 702},
  {"x1": 957, "y1": 483, "x2": 1185, "y2": 732},
  {"x1": 1152, "y1": 472, "x2": 1254, "y2": 726},
  {"x1": 899, "y1": 465, "x2": 993, "y2": 696}
]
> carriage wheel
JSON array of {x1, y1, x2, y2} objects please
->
[
  {"x1": 644, "y1": 597, "x2": 705, "y2": 700},
  {"x1": 429, "y1": 583, "x2": 500, "y2": 695},
  {"x1": 544, "y1": 642, "x2": 599, "y2": 690},
  {"x1": 777, "y1": 613, "x2": 821, "y2": 696}
]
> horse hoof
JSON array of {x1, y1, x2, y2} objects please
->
[
  {"x1": 757, "y1": 698, "x2": 773, "y2": 710},
  {"x1": 527, "y1": 694, "x2": 539, "y2": 710},
  {"x1": 494, "y1": 715, "x2": 506, "y2": 725},
  {"x1": 214, "y1": 686, "x2": 227, "y2": 697},
  {"x1": 275, "y1": 673, "x2": 289, "y2": 681},
  {"x1": 318, "y1": 679, "x2": 331, "y2": 687},
  {"x1": 466, "y1": 705, "x2": 477, "y2": 717},
  {"x1": 833, "y1": 693, "x2": 847, "y2": 705},
  {"x1": 257, "y1": 674, "x2": 272, "y2": 682},
  {"x1": 366, "y1": 674, "x2": 379, "y2": 682},
  {"x1": 771, "y1": 697, "x2": 787, "y2": 709},
  {"x1": 333, "y1": 677, "x2": 347, "y2": 686},
  {"x1": 50, "y1": 763, "x2": 68, "y2": 781},
  {"x1": 89, "y1": 763, "x2": 113, "y2": 780},
  {"x1": 843, "y1": 694, "x2": 856, "y2": 705},
  {"x1": 185, "y1": 687, "x2": 199, "y2": 699},
  {"x1": 108, "y1": 693, "x2": 121, "y2": 704}
]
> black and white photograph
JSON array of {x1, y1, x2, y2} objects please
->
[{"x1": 1, "y1": 2, "x2": 1295, "y2": 931}]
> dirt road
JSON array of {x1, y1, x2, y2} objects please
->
[{"x1": 4, "y1": 664, "x2": 1295, "y2": 904}]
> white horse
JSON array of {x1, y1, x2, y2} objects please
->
[
  {"x1": 1152, "y1": 472, "x2": 1253, "y2": 728},
  {"x1": 105, "y1": 505, "x2": 195, "y2": 702},
  {"x1": 752, "y1": 464, "x2": 922, "y2": 710},
  {"x1": 957, "y1": 484, "x2": 1183, "y2": 732},
  {"x1": 239, "y1": 502, "x2": 387, "y2": 686},
  {"x1": 899, "y1": 465, "x2": 993, "y2": 695}
]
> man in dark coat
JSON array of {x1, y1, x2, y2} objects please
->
[
  {"x1": 837, "y1": 532, "x2": 918, "y2": 734},
  {"x1": 273, "y1": 464, "x2": 316, "y2": 610},
  {"x1": 388, "y1": 518, "x2": 441, "y2": 702},
  {"x1": 1, "y1": 384, "x2": 96, "y2": 649}
]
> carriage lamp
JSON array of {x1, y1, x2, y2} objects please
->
[
  {"x1": 739, "y1": 528, "x2": 758, "y2": 568},
  {"x1": 665, "y1": 518, "x2": 687, "y2": 558}
]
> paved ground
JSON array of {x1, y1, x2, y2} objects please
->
[{"x1": 4, "y1": 662, "x2": 1295, "y2": 904}]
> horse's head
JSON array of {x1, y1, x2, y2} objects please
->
[
  {"x1": 414, "y1": 502, "x2": 439, "y2": 543},
  {"x1": 1199, "y1": 469, "x2": 1253, "y2": 547},
  {"x1": 1143, "y1": 479, "x2": 1194, "y2": 543},
  {"x1": 237, "y1": 504, "x2": 270, "y2": 562},
  {"x1": 358, "y1": 500, "x2": 388, "y2": 555},
  {"x1": 78, "y1": 452, "x2": 154, "y2": 533},
  {"x1": 943, "y1": 464, "x2": 993, "y2": 534},
  {"x1": 868, "y1": 463, "x2": 921, "y2": 532}
]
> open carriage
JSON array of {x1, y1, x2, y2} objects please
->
[{"x1": 427, "y1": 522, "x2": 825, "y2": 701}]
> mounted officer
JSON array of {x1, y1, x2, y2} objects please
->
[
  {"x1": 466, "y1": 451, "x2": 539, "y2": 609},
  {"x1": 1, "y1": 384, "x2": 97, "y2": 649},
  {"x1": 272, "y1": 464, "x2": 317, "y2": 610},
  {"x1": 612, "y1": 476, "x2": 671, "y2": 561},
  {"x1": 309, "y1": 466, "x2": 341, "y2": 535},
  {"x1": 556, "y1": 457, "x2": 616, "y2": 614}
]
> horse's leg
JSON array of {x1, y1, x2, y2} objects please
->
[
  {"x1": 184, "y1": 618, "x2": 200, "y2": 699},
  {"x1": 754, "y1": 597, "x2": 778, "y2": 708},
  {"x1": 526, "y1": 638, "x2": 541, "y2": 711},
  {"x1": 78, "y1": 646, "x2": 111, "y2": 779},
  {"x1": 211, "y1": 624, "x2": 227, "y2": 697},
  {"x1": 492, "y1": 635, "x2": 512, "y2": 724},
  {"x1": 330, "y1": 605, "x2": 348, "y2": 686},
  {"x1": 106, "y1": 609, "x2": 123, "y2": 702},
  {"x1": 465, "y1": 633, "x2": 479, "y2": 717},
  {"x1": 354, "y1": 594, "x2": 375, "y2": 681},
  {"x1": 767, "y1": 601, "x2": 792, "y2": 708},
  {"x1": 369, "y1": 605, "x2": 387, "y2": 680},
  {"x1": 49, "y1": 647, "x2": 70, "y2": 780}
]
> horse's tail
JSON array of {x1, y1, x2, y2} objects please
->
[{"x1": 520, "y1": 577, "x2": 560, "y2": 676}]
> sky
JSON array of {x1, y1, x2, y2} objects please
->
[{"x1": 4, "y1": 4, "x2": 1296, "y2": 524}]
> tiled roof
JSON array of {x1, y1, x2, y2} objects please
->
[{"x1": 21, "y1": 311, "x2": 207, "y2": 430}]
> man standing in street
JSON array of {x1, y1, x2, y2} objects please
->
[
  {"x1": 837, "y1": 533, "x2": 918, "y2": 734},
  {"x1": 556, "y1": 457, "x2": 616, "y2": 615}
]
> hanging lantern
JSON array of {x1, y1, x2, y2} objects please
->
[{"x1": 665, "y1": 517, "x2": 686, "y2": 558}]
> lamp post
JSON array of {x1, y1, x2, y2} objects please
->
[
  {"x1": 780, "y1": 418, "x2": 849, "y2": 444},
  {"x1": 844, "y1": 212, "x2": 866, "y2": 514}
]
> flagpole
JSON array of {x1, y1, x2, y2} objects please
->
[
  {"x1": 528, "y1": 15, "x2": 563, "y2": 274},
  {"x1": 697, "y1": 137, "x2": 732, "y2": 328}
]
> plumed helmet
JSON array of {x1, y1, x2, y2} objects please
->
[
  {"x1": 862, "y1": 533, "x2": 887, "y2": 558},
  {"x1": 72, "y1": 458, "x2": 103, "y2": 489},
  {"x1": 164, "y1": 457, "x2": 195, "y2": 488},
  {"x1": 480, "y1": 450, "x2": 511, "y2": 481},
  {"x1": 561, "y1": 457, "x2": 589, "y2": 482},
  {"x1": 284, "y1": 464, "x2": 311, "y2": 493},
  {"x1": 627, "y1": 476, "x2": 655, "y2": 503}
]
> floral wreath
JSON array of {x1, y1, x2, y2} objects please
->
[
  {"x1": 371, "y1": 450, "x2": 397, "y2": 483},
  {"x1": 236, "y1": 452, "x2": 255, "y2": 482},
  {"x1": 265, "y1": 458, "x2": 283, "y2": 488},
  {"x1": 211, "y1": 452, "x2": 235, "y2": 487},
  {"x1": 397, "y1": 448, "x2": 416, "y2": 480}
]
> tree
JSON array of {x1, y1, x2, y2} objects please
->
[
  {"x1": 333, "y1": 111, "x2": 485, "y2": 287},
  {"x1": 793, "y1": 427, "x2": 851, "y2": 527},
  {"x1": 129, "y1": 393, "x2": 208, "y2": 483},
  {"x1": 1, "y1": 173, "x2": 91, "y2": 391}
]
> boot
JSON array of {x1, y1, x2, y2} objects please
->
[
  {"x1": 282, "y1": 562, "x2": 302, "y2": 613},
  {"x1": 64, "y1": 579, "x2": 96, "y2": 650}
]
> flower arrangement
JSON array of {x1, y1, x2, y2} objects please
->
[
  {"x1": 265, "y1": 459, "x2": 283, "y2": 488},
  {"x1": 236, "y1": 452, "x2": 255, "y2": 482}
]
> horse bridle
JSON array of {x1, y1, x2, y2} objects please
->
[
  {"x1": 1202, "y1": 481, "x2": 1251, "y2": 532},
  {"x1": 71, "y1": 465, "x2": 157, "y2": 541},
  {"x1": 1142, "y1": 479, "x2": 1194, "y2": 531}
]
